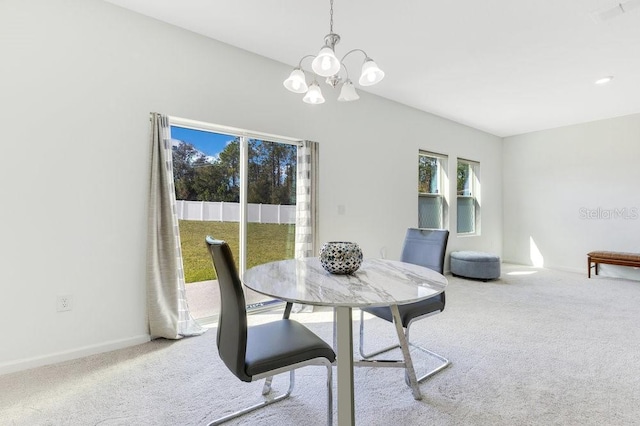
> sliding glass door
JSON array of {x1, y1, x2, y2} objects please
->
[
  {"x1": 244, "y1": 138, "x2": 297, "y2": 309},
  {"x1": 170, "y1": 120, "x2": 299, "y2": 320}
]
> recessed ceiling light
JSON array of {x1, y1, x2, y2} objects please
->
[{"x1": 595, "y1": 76, "x2": 614, "y2": 85}]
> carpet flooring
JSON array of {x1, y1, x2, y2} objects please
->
[{"x1": 2, "y1": 264, "x2": 640, "y2": 425}]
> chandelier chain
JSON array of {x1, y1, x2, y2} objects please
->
[{"x1": 329, "y1": 0, "x2": 334, "y2": 33}]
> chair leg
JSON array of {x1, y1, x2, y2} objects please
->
[
  {"x1": 359, "y1": 309, "x2": 451, "y2": 397},
  {"x1": 359, "y1": 310, "x2": 400, "y2": 359},
  {"x1": 207, "y1": 371, "x2": 296, "y2": 426},
  {"x1": 406, "y1": 343, "x2": 450, "y2": 383},
  {"x1": 208, "y1": 359, "x2": 334, "y2": 426},
  {"x1": 333, "y1": 308, "x2": 337, "y2": 351},
  {"x1": 262, "y1": 376, "x2": 274, "y2": 395},
  {"x1": 326, "y1": 362, "x2": 334, "y2": 426},
  {"x1": 404, "y1": 323, "x2": 451, "y2": 383}
]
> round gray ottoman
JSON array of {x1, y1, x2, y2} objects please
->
[{"x1": 450, "y1": 251, "x2": 500, "y2": 280}]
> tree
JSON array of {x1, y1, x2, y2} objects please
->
[
  {"x1": 217, "y1": 139, "x2": 241, "y2": 202},
  {"x1": 247, "y1": 140, "x2": 296, "y2": 205},
  {"x1": 457, "y1": 162, "x2": 470, "y2": 195},
  {"x1": 172, "y1": 137, "x2": 297, "y2": 205},
  {"x1": 172, "y1": 141, "x2": 204, "y2": 200},
  {"x1": 191, "y1": 160, "x2": 226, "y2": 201},
  {"x1": 418, "y1": 155, "x2": 438, "y2": 193}
]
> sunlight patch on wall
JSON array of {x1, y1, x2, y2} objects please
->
[{"x1": 530, "y1": 236, "x2": 544, "y2": 267}]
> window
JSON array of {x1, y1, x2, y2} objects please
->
[
  {"x1": 457, "y1": 158, "x2": 480, "y2": 234},
  {"x1": 418, "y1": 151, "x2": 447, "y2": 229}
]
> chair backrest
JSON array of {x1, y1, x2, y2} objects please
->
[
  {"x1": 205, "y1": 236, "x2": 251, "y2": 382},
  {"x1": 400, "y1": 228, "x2": 449, "y2": 274}
]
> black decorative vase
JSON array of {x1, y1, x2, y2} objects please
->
[{"x1": 319, "y1": 242, "x2": 363, "y2": 275}]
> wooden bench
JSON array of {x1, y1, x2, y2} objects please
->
[{"x1": 587, "y1": 251, "x2": 640, "y2": 278}]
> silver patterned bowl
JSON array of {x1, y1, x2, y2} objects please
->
[{"x1": 319, "y1": 242, "x2": 363, "y2": 275}]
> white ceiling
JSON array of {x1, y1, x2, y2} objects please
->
[{"x1": 104, "y1": 0, "x2": 640, "y2": 137}]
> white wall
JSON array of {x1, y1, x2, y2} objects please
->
[
  {"x1": 503, "y1": 113, "x2": 640, "y2": 277},
  {"x1": 0, "y1": 0, "x2": 502, "y2": 373}
]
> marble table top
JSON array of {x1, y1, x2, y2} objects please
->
[{"x1": 242, "y1": 257, "x2": 448, "y2": 308}]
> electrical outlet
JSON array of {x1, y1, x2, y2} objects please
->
[{"x1": 57, "y1": 295, "x2": 73, "y2": 312}]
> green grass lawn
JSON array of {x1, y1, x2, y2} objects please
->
[{"x1": 179, "y1": 220, "x2": 296, "y2": 283}]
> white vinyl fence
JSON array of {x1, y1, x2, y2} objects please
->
[{"x1": 176, "y1": 200, "x2": 296, "y2": 224}]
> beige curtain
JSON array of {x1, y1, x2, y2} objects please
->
[
  {"x1": 293, "y1": 140, "x2": 318, "y2": 313},
  {"x1": 294, "y1": 140, "x2": 319, "y2": 258},
  {"x1": 147, "y1": 113, "x2": 205, "y2": 339}
]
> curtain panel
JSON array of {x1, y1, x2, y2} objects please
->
[
  {"x1": 147, "y1": 113, "x2": 205, "y2": 339},
  {"x1": 293, "y1": 140, "x2": 318, "y2": 313},
  {"x1": 294, "y1": 140, "x2": 318, "y2": 258}
]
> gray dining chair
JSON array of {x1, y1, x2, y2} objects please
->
[
  {"x1": 205, "y1": 237, "x2": 336, "y2": 425},
  {"x1": 359, "y1": 228, "x2": 450, "y2": 390}
]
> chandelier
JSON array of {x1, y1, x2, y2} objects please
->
[{"x1": 283, "y1": 0, "x2": 385, "y2": 104}]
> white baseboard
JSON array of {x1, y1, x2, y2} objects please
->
[{"x1": 0, "y1": 334, "x2": 151, "y2": 376}]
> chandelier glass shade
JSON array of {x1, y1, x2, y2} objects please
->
[
  {"x1": 283, "y1": 68, "x2": 308, "y2": 93},
  {"x1": 283, "y1": 0, "x2": 384, "y2": 104},
  {"x1": 302, "y1": 81, "x2": 326, "y2": 104},
  {"x1": 359, "y1": 59, "x2": 385, "y2": 86},
  {"x1": 337, "y1": 80, "x2": 359, "y2": 102},
  {"x1": 312, "y1": 46, "x2": 342, "y2": 77}
]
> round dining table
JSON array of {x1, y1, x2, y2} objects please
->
[{"x1": 243, "y1": 257, "x2": 448, "y2": 426}]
